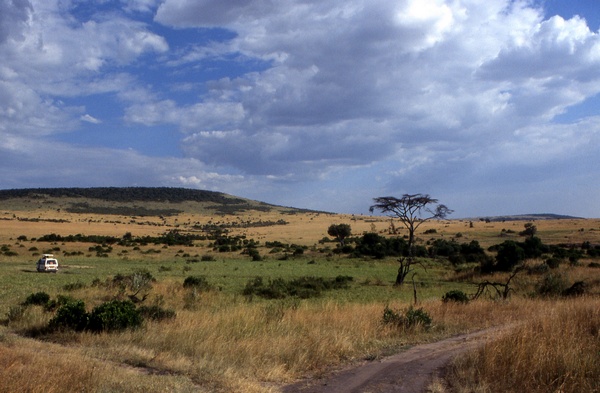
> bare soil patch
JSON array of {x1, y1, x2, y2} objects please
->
[{"x1": 282, "y1": 325, "x2": 511, "y2": 393}]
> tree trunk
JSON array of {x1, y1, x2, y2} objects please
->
[{"x1": 395, "y1": 257, "x2": 411, "y2": 285}]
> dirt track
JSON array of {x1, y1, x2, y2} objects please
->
[{"x1": 282, "y1": 326, "x2": 508, "y2": 393}]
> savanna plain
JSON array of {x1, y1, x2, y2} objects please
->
[{"x1": 0, "y1": 192, "x2": 599, "y2": 393}]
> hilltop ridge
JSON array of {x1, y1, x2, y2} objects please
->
[
  {"x1": 0, "y1": 187, "x2": 324, "y2": 216},
  {"x1": 472, "y1": 213, "x2": 583, "y2": 222}
]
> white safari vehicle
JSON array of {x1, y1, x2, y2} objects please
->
[{"x1": 36, "y1": 254, "x2": 59, "y2": 273}]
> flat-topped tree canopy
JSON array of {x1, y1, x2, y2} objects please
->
[{"x1": 370, "y1": 193, "x2": 453, "y2": 285}]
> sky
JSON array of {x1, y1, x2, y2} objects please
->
[{"x1": 1, "y1": 0, "x2": 600, "y2": 218}]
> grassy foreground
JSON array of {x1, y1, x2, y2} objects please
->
[{"x1": 0, "y1": 205, "x2": 599, "y2": 392}]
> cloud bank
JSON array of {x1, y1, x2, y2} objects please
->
[{"x1": 1, "y1": 0, "x2": 599, "y2": 217}]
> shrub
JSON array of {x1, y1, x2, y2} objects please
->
[
  {"x1": 494, "y1": 241, "x2": 525, "y2": 272},
  {"x1": 183, "y1": 275, "x2": 213, "y2": 291},
  {"x1": 382, "y1": 305, "x2": 432, "y2": 330},
  {"x1": 545, "y1": 257, "x2": 562, "y2": 269},
  {"x1": 243, "y1": 277, "x2": 288, "y2": 299},
  {"x1": 382, "y1": 306, "x2": 403, "y2": 325},
  {"x1": 48, "y1": 299, "x2": 89, "y2": 332},
  {"x1": 6, "y1": 305, "x2": 25, "y2": 323},
  {"x1": 22, "y1": 292, "x2": 51, "y2": 307},
  {"x1": 63, "y1": 282, "x2": 87, "y2": 291},
  {"x1": 405, "y1": 306, "x2": 432, "y2": 329},
  {"x1": 243, "y1": 276, "x2": 353, "y2": 299},
  {"x1": 562, "y1": 281, "x2": 587, "y2": 297},
  {"x1": 248, "y1": 248, "x2": 262, "y2": 261},
  {"x1": 536, "y1": 273, "x2": 568, "y2": 297},
  {"x1": 527, "y1": 263, "x2": 550, "y2": 275},
  {"x1": 201, "y1": 254, "x2": 216, "y2": 262},
  {"x1": 88, "y1": 300, "x2": 142, "y2": 333},
  {"x1": 442, "y1": 290, "x2": 469, "y2": 303}
]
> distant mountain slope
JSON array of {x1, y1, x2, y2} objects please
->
[
  {"x1": 0, "y1": 187, "x2": 318, "y2": 216},
  {"x1": 0, "y1": 187, "x2": 245, "y2": 204},
  {"x1": 476, "y1": 213, "x2": 583, "y2": 222}
]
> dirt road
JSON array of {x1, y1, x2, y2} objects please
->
[{"x1": 282, "y1": 327, "x2": 507, "y2": 393}]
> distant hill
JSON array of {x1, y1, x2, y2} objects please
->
[
  {"x1": 0, "y1": 187, "x2": 245, "y2": 204},
  {"x1": 0, "y1": 187, "x2": 321, "y2": 216},
  {"x1": 474, "y1": 213, "x2": 583, "y2": 222}
]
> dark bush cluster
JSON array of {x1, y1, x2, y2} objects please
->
[
  {"x1": 22, "y1": 292, "x2": 51, "y2": 307},
  {"x1": 37, "y1": 230, "x2": 206, "y2": 248},
  {"x1": 48, "y1": 299, "x2": 90, "y2": 332},
  {"x1": 266, "y1": 241, "x2": 307, "y2": 256},
  {"x1": 351, "y1": 233, "x2": 410, "y2": 259},
  {"x1": 18, "y1": 281, "x2": 175, "y2": 334},
  {"x1": 87, "y1": 300, "x2": 142, "y2": 332},
  {"x1": 442, "y1": 290, "x2": 470, "y2": 303},
  {"x1": 382, "y1": 305, "x2": 432, "y2": 330},
  {"x1": 183, "y1": 275, "x2": 214, "y2": 292},
  {"x1": 210, "y1": 234, "x2": 250, "y2": 252},
  {"x1": 243, "y1": 275, "x2": 353, "y2": 299},
  {"x1": 428, "y1": 239, "x2": 490, "y2": 266}
]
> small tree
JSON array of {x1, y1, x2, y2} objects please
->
[
  {"x1": 327, "y1": 223, "x2": 352, "y2": 247},
  {"x1": 494, "y1": 240, "x2": 525, "y2": 272},
  {"x1": 519, "y1": 222, "x2": 537, "y2": 238},
  {"x1": 370, "y1": 194, "x2": 452, "y2": 285}
]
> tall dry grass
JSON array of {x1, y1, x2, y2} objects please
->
[
  {"x1": 41, "y1": 283, "x2": 560, "y2": 390},
  {"x1": 2, "y1": 278, "x2": 599, "y2": 392},
  {"x1": 0, "y1": 327, "x2": 202, "y2": 393},
  {"x1": 446, "y1": 297, "x2": 600, "y2": 393}
]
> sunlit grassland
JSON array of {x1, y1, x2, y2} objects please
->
[
  {"x1": 1, "y1": 206, "x2": 600, "y2": 392},
  {"x1": 446, "y1": 297, "x2": 600, "y2": 393},
  {"x1": 0, "y1": 252, "x2": 463, "y2": 315}
]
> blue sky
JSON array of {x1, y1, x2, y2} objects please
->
[{"x1": 1, "y1": 0, "x2": 600, "y2": 218}]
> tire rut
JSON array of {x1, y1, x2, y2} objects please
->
[{"x1": 282, "y1": 326, "x2": 510, "y2": 393}]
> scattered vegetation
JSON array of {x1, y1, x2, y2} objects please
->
[
  {"x1": 382, "y1": 305, "x2": 433, "y2": 330},
  {"x1": 0, "y1": 188, "x2": 599, "y2": 392},
  {"x1": 242, "y1": 275, "x2": 353, "y2": 299}
]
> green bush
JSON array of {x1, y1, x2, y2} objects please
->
[
  {"x1": 382, "y1": 306, "x2": 403, "y2": 325},
  {"x1": 405, "y1": 306, "x2": 432, "y2": 329},
  {"x1": 248, "y1": 248, "x2": 262, "y2": 261},
  {"x1": 442, "y1": 290, "x2": 469, "y2": 303},
  {"x1": 536, "y1": 273, "x2": 568, "y2": 297},
  {"x1": 544, "y1": 257, "x2": 562, "y2": 269},
  {"x1": 88, "y1": 300, "x2": 142, "y2": 333},
  {"x1": 382, "y1": 305, "x2": 432, "y2": 330},
  {"x1": 243, "y1": 277, "x2": 288, "y2": 299},
  {"x1": 48, "y1": 299, "x2": 89, "y2": 332},
  {"x1": 183, "y1": 275, "x2": 213, "y2": 291},
  {"x1": 45, "y1": 295, "x2": 76, "y2": 311},
  {"x1": 22, "y1": 292, "x2": 51, "y2": 307},
  {"x1": 243, "y1": 276, "x2": 353, "y2": 299},
  {"x1": 63, "y1": 282, "x2": 87, "y2": 291},
  {"x1": 6, "y1": 305, "x2": 25, "y2": 323}
]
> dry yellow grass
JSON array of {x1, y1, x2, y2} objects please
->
[
  {"x1": 4, "y1": 292, "x2": 595, "y2": 392},
  {"x1": 1, "y1": 204, "x2": 600, "y2": 392},
  {"x1": 446, "y1": 297, "x2": 600, "y2": 393}
]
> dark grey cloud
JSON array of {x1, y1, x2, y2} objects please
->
[{"x1": 0, "y1": 0, "x2": 32, "y2": 44}]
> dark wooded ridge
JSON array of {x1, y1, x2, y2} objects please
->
[{"x1": 0, "y1": 187, "x2": 248, "y2": 205}]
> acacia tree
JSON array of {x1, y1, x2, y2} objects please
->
[
  {"x1": 327, "y1": 223, "x2": 352, "y2": 247},
  {"x1": 369, "y1": 194, "x2": 452, "y2": 285}
]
